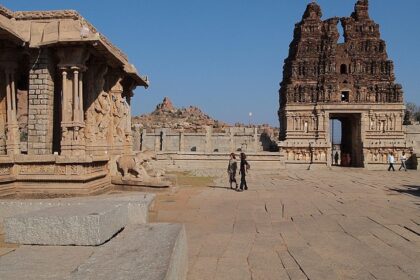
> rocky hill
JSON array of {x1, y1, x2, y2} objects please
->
[{"x1": 132, "y1": 97, "x2": 228, "y2": 131}]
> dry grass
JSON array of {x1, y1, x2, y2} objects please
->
[{"x1": 168, "y1": 171, "x2": 214, "y2": 188}]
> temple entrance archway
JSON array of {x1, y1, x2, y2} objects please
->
[{"x1": 329, "y1": 113, "x2": 364, "y2": 168}]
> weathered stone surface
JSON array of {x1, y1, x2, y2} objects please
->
[
  {"x1": 99, "y1": 194, "x2": 156, "y2": 224},
  {"x1": 0, "y1": 193, "x2": 155, "y2": 226},
  {"x1": 0, "y1": 246, "x2": 95, "y2": 280},
  {"x1": 71, "y1": 224, "x2": 188, "y2": 280},
  {"x1": 4, "y1": 203, "x2": 126, "y2": 246},
  {"x1": 0, "y1": 224, "x2": 187, "y2": 280},
  {"x1": 152, "y1": 169, "x2": 420, "y2": 279}
]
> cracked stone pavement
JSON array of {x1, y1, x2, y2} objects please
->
[{"x1": 153, "y1": 169, "x2": 420, "y2": 280}]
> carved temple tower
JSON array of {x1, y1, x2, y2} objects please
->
[{"x1": 278, "y1": 0, "x2": 407, "y2": 169}]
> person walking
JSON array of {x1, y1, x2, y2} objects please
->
[
  {"x1": 388, "y1": 152, "x2": 395, "y2": 171},
  {"x1": 399, "y1": 151, "x2": 408, "y2": 171},
  {"x1": 334, "y1": 152, "x2": 339, "y2": 166},
  {"x1": 227, "y1": 153, "x2": 238, "y2": 189},
  {"x1": 239, "y1": 152, "x2": 250, "y2": 191}
]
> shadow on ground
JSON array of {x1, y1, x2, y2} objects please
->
[
  {"x1": 207, "y1": 185, "x2": 232, "y2": 190},
  {"x1": 390, "y1": 185, "x2": 420, "y2": 198}
]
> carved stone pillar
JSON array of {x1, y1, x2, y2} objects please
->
[
  {"x1": 0, "y1": 68, "x2": 6, "y2": 155},
  {"x1": 84, "y1": 62, "x2": 108, "y2": 155},
  {"x1": 161, "y1": 129, "x2": 167, "y2": 152},
  {"x1": 132, "y1": 125, "x2": 141, "y2": 152},
  {"x1": 141, "y1": 130, "x2": 147, "y2": 152},
  {"x1": 205, "y1": 126, "x2": 212, "y2": 153},
  {"x1": 4, "y1": 65, "x2": 20, "y2": 155},
  {"x1": 253, "y1": 127, "x2": 259, "y2": 152},
  {"x1": 57, "y1": 47, "x2": 89, "y2": 157},
  {"x1": 109, "y1": 77, "x2": 125, "y2": 153},
  {"x1": 122, "y1": 81, "x2": 135, "y2": 154},
  {"x1": 154, "y1": 131, "x2": 161, "y2": 152},
  {"x1": 59, "y1": 66, "x2": 87, "y2": 156},
  {"x1": 179, "y1": 130, "x2": 185, "y2": 153}
]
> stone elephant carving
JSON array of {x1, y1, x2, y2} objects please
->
[{"x1": 116, "y1": 151, "x2": 162, "y2": 180}]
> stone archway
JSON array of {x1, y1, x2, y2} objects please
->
[{"x1": 330, "y1": 113, "x2": 364, "y2": 167}]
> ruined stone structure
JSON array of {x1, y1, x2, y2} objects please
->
[
  {"x1": 0, "y1": 6, "x2": 148, "y2": 196},
  {"x1": 278, "y1": 0, "x2": 407, "y2": 169}
]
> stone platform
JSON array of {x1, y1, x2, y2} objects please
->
[
  {"x1": 0, "y1": 224, "x2": 187, "y2": 280},
  {"x1": 0, "y1": 193, "x2": 155, "y2": 246}
]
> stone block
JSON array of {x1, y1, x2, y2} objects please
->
[
  {"x1": 4, "y1": 203, "x2": 127, "y2": 246},
  {"x1": 101, "y1": 194, "x2": 156, "y2": 224},
  {"x1": 71, "y1": 224, "x2": 188, "y2": 280},
  {"x1": 0, "y1": 193, "x2": 155, "y2": 226}
]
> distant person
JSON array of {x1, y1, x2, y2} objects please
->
[
  {"x1": 239, "y1": 152, "x2": 250, "y2": 191},
  {"x1": 388, "y1": 152, "x2": 395, "y2": 171},
  {"x1": 334, "y1": 152, "x2": 339, "y2": 166},
  {"x1": 399, "y1": 151, "x2": 407, "y2": 171},
  {"x1": 227, "y1": 153, "x2": 238, "y2": 189}
]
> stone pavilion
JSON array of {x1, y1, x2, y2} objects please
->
[{"x1": 0, "y1": 5, "x2": 149, "y2": 197}]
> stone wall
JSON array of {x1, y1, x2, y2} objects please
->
[
  {"x1": 133, "y1": 127, "x2": 278, "y2": 153},
  {"x1": 406, "y1": 125, "x2": 420, "y2": 152},
  {"x1": 27, "y1": 49, "x2": 55, "y2": 155}
]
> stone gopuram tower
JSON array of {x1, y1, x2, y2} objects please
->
[{"x1": 278, "y1": 0, "x2": 406, "y2": 169}]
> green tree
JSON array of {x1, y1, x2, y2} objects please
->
[{"x1": 405, "y1": 102, "x2": 420, "y2": 124}]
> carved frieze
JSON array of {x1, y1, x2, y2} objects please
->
[
  {"x1": 0, "y1": 166, "x2": 11, "y2": 175},
  {"x1": 18, "y1": 163, "x2": 105, "y2": 176}
]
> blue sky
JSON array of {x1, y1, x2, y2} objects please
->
[{"x1": 2, "y1": 0, "x2": 419, "y2": 126}]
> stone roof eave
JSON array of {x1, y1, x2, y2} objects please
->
[
  {"x1": 0, "y1": 21, "x2": 25, "y2": 45},
  {"x1": 35, "y1": 37, "x2": 149, "y2": 88}
]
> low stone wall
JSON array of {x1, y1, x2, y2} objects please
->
[
  {"x1": 133, "y1": 127, "x2": 278, "y2": 154},
  {"x1": 153, "y1": 152, "x2": 284, "y2": 171}
]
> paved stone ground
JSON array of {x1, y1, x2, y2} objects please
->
[{"x1": 153, "y1": 169, "x2": 420, "y2": 280}]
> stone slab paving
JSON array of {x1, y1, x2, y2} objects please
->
[{"x1": 153, "y1": 169, "x2": 420, "y2": 280}]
